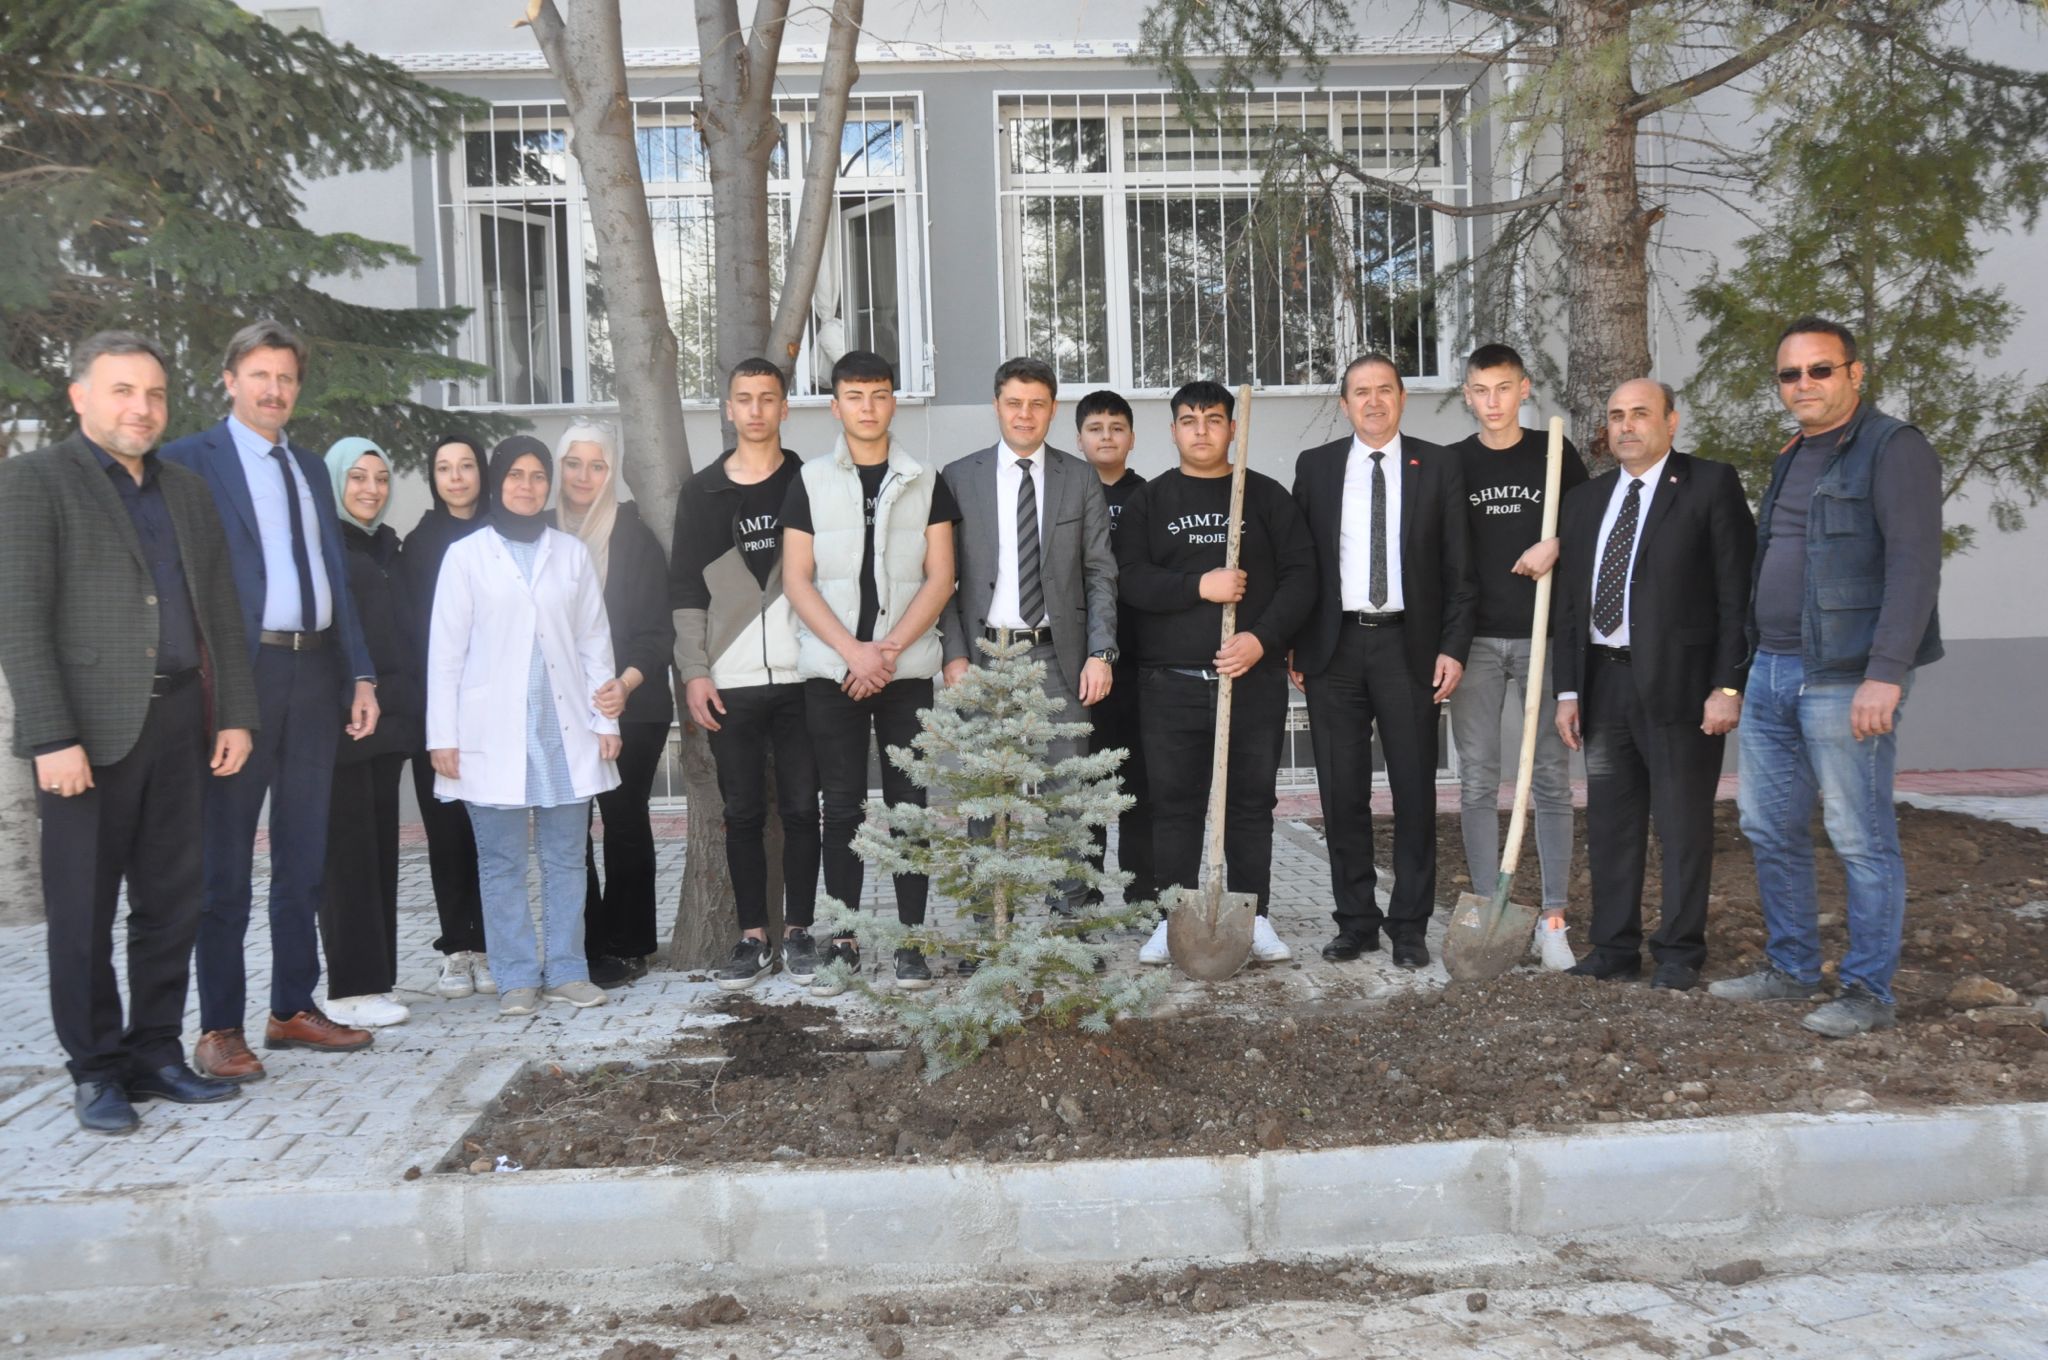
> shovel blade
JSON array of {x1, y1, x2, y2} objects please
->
[
  {"x1": 1442, "y1": 890, "x2": 1541, "y2": 982},
  {"x1": 1162, "y1": 883, "x2": 1257, "y2": 981}
]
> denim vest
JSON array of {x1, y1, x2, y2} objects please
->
[{"x1": 1749, "y1": 405, "x2": 1943, "y2": 681}]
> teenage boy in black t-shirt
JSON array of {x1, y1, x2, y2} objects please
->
[
  {"x1": 1446, "y1": 343, "x2": 1589, "y2": 969},
  {"x1": 1116, "y1": 382, "x2": 1316, "y2": 966},
  {"x1": 672, "y1": 358, "x2": 823, "y2": 991},
  {"x1": 1074, "y1": 390, "x2": 1156, "y2": 910}
]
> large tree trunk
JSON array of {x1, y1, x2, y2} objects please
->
[
  {"x1": 1556, "y1": 0, "x2": 1658, "y2": 459},
  {"x1": 0, "y1": 678, "x2": 38, "y2": 925}
]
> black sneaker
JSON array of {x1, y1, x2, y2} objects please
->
[
  {"x1": 894, "y1": 947, "x2": 933, "y2": 991},
  {"x1": 589, "y1": 954, "x2": 647, "y2": 989},
  {"x1": 782, "y1": 929, "x2": 821, "y2": 985},
  {"x1": 713, "y1": 938, "x2": 774, "y2": 992},
  {"x1": 810, "y1": 939, "x2": 861, "y2": 997}
]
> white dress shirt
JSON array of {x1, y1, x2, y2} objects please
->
[
  {"x1": 1339, "y1": 433, "x2": 1405, "y2": 612},
  {"x1": 227, "y1": 413, "x2": 333, "y2": 632},
  {"x1": 988, "y1": 441, "x2": 1049, "y2": 629},
  {"x1": 1560, "y1": 452, "x2": 1669, "y2": 702}
]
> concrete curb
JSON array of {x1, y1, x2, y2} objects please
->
[{"x1": 4, "y1": 1100, "x2": 2045, "y2": 1296}]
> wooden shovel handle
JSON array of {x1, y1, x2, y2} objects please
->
[
  {"x1": 1497, "y1": 417, "x2": 1566, "y2": 886},
  {"x1": 1205, "y1": 385, "x2": 1254, "y2": 881}
]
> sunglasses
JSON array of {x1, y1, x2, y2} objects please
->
[{"x1": 1775, "y1": 361, "x2": 1852, "y2": 385}]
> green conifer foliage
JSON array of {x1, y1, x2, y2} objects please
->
[
  {"x1": 814, "y1": 637, "x2": 1166, "y2": 1077},
  {"x1": 1, "y1": 1, "x2": 523, "y2": 461}
]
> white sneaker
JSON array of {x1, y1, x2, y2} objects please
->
[
  {"x1": 543, "y1": 979, "x2": 608, "y2": 1008},
  {"x1": 1251, "y1": 915, "x2": 1292, "y2": 963},
  {"x1": 1138, "y1": 919, "x2": 1171, "y2": 965},
  {"x1": 470, "y1": 953, "x2": 498, "y2": 995},
  {"x1": 325, "y1": 993, "x2": 410, "y2": 1027},
  {"x1": 435, "y1": 953, "x2": 474, "y2": 999},
  {"x1": 1536, "y1": 916, "x2": 1577, "y2": 971}
]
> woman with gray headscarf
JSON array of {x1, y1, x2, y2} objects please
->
[{"x1": 317, "y1": 437, "x2": 424, "y2": 1029}]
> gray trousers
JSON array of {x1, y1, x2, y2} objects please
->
[
  {"x1": 1446, "y1": 635, "x2": 1573, "y2": 909},
  {"x1": 965, "y1": 639, "x2": 1089, "y2": 909}
]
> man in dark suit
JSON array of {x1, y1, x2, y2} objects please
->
[
  {"x1": 940, "y1": 357, "x2": 1119, "y2": 917},
  {"x1": 0, "y1": 332, "x2": 260, "y2": 1134},
  {"x1": 1553, "y1": 379, "x2": 1757, "y2": 990},
  {"x1": 162, "y1": 320, "x2": 380, "y2": 1079},
  {"x1": 1293, "y1": 354, "x2": 1475, "y2": 969}
]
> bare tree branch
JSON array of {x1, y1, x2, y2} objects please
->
[
  {"x1": 744, "y1": 0, "x2": 795, "y2": 120},
  {"x1": 1624, "y1": 0, "x2": 1848, "y2": 123},
  {"x1": 766, "y1": 0, "x2": 864, "y2": 369},
  {"x1": 1448, "y1": 0, "x2": 1557, "y2": 27},
  {"x1": 1317, "y1": 146, "x2": 1561, "y2": 218}
]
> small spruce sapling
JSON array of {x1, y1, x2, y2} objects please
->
[{"x1": 813, "y1": 636, "x2": 1165, "y2": 1076}]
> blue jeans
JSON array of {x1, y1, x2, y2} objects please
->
[
  {"x1": 1738, "y1": 651, "x2": 1910, "y2": 1004},
  {"x1": 467, "y1": 802, "x2": 592, "y2": 991}
]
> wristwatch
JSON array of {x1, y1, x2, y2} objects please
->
[
  {"x1": 1091, "y1": 647, "x2": 1119, "y2": 664},
  {"x1": 1717, "y1": 687, "x2": 1741, "y2": 698}
]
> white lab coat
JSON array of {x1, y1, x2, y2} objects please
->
[{"x1": 426, "y1": 525, "x2": 622, "y2": 806}]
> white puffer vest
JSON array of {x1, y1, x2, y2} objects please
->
[{"x1": 795, "y1": 438, "x2": 944, "y2": 682}]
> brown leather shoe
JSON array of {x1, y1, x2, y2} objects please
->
[
  {"x1": 263, "y1": 1009, "x2": 374, "y2": 1053},
  {"x1": 194, "y1": 1028, "x2": 267, "y2": 1082}
]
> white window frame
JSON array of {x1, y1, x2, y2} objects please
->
[
  {"x1": 994, "y1": 88, "x2": 1470, "y2": 399},
  {"x1": 435, "y1": 95, "x2": 934, "y2": 411}
]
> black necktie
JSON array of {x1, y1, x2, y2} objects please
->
[
  {"x1": 1015, "y1": 457, "x2": 1044, "y2": 626},
  {"x1": 268, "y1": 444, "x2": 318, "y2": 632},
  {"x1": 1593, "y1": 478, "x2": 1644, "y2": 638},
  {"x1": 1369, "y1": 451, "x2": 1388, "y2": 609}
]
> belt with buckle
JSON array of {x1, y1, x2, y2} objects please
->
[
  {"x1": 1346, "y1": 610, "x2": 1406, "y2": 628},
  {"x1": 259, "y1": 629, "x2": 326, "y2": 651},
  {"x1": 151, "y1": 668, "x2": 200, "y2": 698},
  {"x1": 1591, "y1": 644, "x2": 1632, "y2": 665},
  {"x1": 1158, "y1": 666, "x2": 1223, "y2": 682},
  {"x1": 983, "y1": 624, "x2": 1055, "y2": 647}
]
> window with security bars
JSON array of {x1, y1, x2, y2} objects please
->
[
  {"x1": 437, "y1": 97, "x2": 931, "y2": 408},
  {"x1": 998, "y1": 90, "x2": 1465, "y2": 394}
]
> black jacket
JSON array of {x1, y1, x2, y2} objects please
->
[
  {"x1": 337, "y1": 521, "x2": 423, "y2": 762},
  {"x1": 1290, "y1": 434, "x2": 1475, "y2": 685},
  {"x1": 1553, "y1": 451, "x2": 1758, "y2": 726},
  {"x1": 600, "y1": 500, "x2": 677, "y2": 727}
]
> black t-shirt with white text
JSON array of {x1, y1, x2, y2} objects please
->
[
  {"x1": 1452, "y1": 427, "x2": 1589, "y2": 638},
  {"x1": 781, "y1": 460, "x2": 960, "y2": 641},
  {"x1": 734, "y1": 474, "x2": 787, "y2": 588},
  {"x1": 1101, "y1": 467, "x2": 1147, "y2": 659}
]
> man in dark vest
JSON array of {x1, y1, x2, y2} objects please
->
[{"x1": 1709, "y1": 317, "x2": 1943, "y2": 1038}]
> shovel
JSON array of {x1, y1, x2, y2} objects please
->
[
  {"x1": 1165, "y1": 384, "x2": 1261, "y2": 981},
  {"x1": 1443, "y1": 416, "x2": 1567, "y2": 983}
]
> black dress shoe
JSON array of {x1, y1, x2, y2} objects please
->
[
  {"x1": 1390, "y1": 938, "x2": 1431, "y2": 970},
  {"x1": 127, "y1": 1061, "x2": 243, "y2": 1105},
  {"x1": 588, "y1": 954, "x2": 648, "y2": 988},
  {"x1": 1321, "y1": 931, "x2": 1382, "y2": 962},
  {"x1": 1651, "y1": 962, "x2": 1702, "y2": 992},
  {"x1": 76, "y1": 1080, "x2": 140, "y2": 1135},
  {"x1": 1566, "y1": 952, "x2": 1643, "y2": 981}
]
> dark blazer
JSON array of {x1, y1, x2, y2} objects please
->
[
  {"x1": 1291, "y1": 433, "x2": 1476, "y2": 685},
  {"x1": 161, "y1": 419, "x2": 374, "y2": 700},
  {"x1": 0, "y1": 433, "x2": 260, "y2": 761},
  {"x1": 1553, "y1": 451, "x2": 1758, "y2": 726},
  {"x1": 335, "y1": 521, "x2": 422, "y2": 761},
  {"x1": 939, "y1": 443, "x2": 1118, "y2": 695},
  {"x1": 599, "y1": 501, "x2": 677, "y2": 727}
]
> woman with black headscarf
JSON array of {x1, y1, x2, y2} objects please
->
[
  {"x1": 425, "y1": 437, "x2": 626, "y2": 1015},
  {"x1": 401, "y1": 433, "x2": 496, "y2": 1000}
]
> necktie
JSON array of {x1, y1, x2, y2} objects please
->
[
  {"x1": 1369, "y1": 451, "x2": 1388, "y2": 609},
  {"x1": 1015, "y1": 457, "x2": 1044, "y2": 627},
  {"x1": 1593, "y1": 478, "x2": 1644, "y2": 638},
  {"x1": 268, "y1": 444, "x2": 319, "y2": 632}
]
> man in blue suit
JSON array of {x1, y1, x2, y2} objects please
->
[{"x1": 162, "y1": 320, "x2": 381, "y2": 1078}]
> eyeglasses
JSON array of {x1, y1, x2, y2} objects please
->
[{"x1": 1775, "y1": 361, "x2": 1852, "y2": 385}]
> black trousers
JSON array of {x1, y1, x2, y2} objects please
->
[
  {"x1": 1088, "y1": 662, "x2": 1156, "y2": 903},
  {"x1": 412, "y1": 754, "x2": 484, "y2": 955},
  {"x1": 583, "y1": 719, "x2": 668, "y2": 960},
  {"x1": 1141, "y1": 666, "x2": 1288, "y2": 915},
  {"x1": 319, "y1": 750, "x2": 407, "y2": 998},
  {"x1": 707, "y1": 682, "x2": 821, "y2": 933},
  {"x1": 1582, "y1": 653, "x2": 1723, "y2": 968},
  {"x1": 39, "y1": 678, "x2": 207, "y2": 1082},
  {"x1": 1305, "y1": 622, "x2": 1439, "y2": 942},
  {"x1": 807, "y1": 676, "x2": 931, "y2": 927}
]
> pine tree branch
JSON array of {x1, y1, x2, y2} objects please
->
[
  {"x1": 766, "y1": 0, "x2": 864, "y2": 369},
  {"x1": 1312, "y1": 145, "x2": 1560, "y2": 217},
  {"x1": 1623, "y1": 0, "x2": 1849, "y2": 123},
  {"x1": 1448, "y1": 0, "x2": 1556, "y2": 27}
]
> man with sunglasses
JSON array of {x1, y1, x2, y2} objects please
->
[{"x1": 1709, "y1": 317, "x2": 1943, "y2": 1038}]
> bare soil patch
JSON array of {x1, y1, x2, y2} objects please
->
[{"x1": 457, "y1": 805, "x2": 2048, "y2": 1171}]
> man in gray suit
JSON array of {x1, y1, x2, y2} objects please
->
[{"x1": 940, "y1": 357, "x2": 1120, "y2": 911}]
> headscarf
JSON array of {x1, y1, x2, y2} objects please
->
[
  {"x1": 324, "y1": 436, "x2": 391, "y2": 532},
  {"x1": 553, "y1": 422, "x2": 619, "y2": 585},
  {"x1": 486, "y1": 435, "x2": 553, "y2": 543},
  {"x1": 426, "y1": 431, "x2": 491, "y2": 517}
]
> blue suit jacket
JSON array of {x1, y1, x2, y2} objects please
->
[{"x1": 162, "y1": 420, "x2": 375, "y2": 698}]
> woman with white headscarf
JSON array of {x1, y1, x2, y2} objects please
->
[
  {"x1": 555, "y1": 423, "x2": 675, "y2": 988},
  {"x1": 317, "y1": 437, "x2": 424, "y2": 1029}
]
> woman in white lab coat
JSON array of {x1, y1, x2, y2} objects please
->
[{"x1": 426, "y1": 436, "x2": 626, "y2": 1016}]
